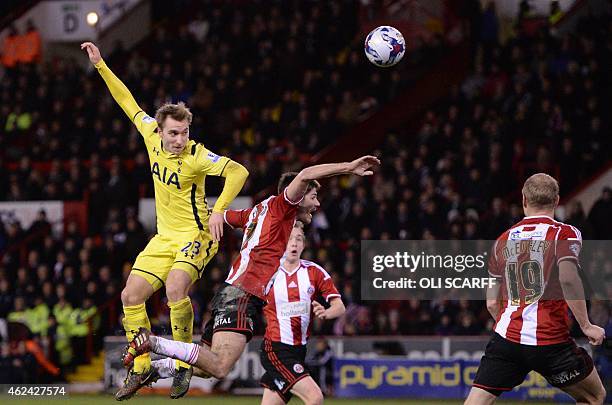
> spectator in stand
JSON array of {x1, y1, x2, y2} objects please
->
[
  {"x1": 435, "y1": 314, "x2": 454, "y2": 336},
  {"x1": 5, "y1": 341, "x2": 37, "y2": 383},
  {"x1": 479, "y1": 1, "x2": 498, "y2": 67},
  {"x1": 7, "y1": 296, "x2": 29, "y2": 326},
  {"x1": 69, "y1": 297, "x2": 98, "y2": 366},
  {"x1": 453, "y1": 312, "x2": 480, "y2": 336},
  {"x1": 16, "y1": 19, "x2": 41, "y2": 65},
  {"x1": 517, "y1": 0, "x2": 533, "y2": 23},
  {"x1": 28, "y1": 209, "x2": 51, "y2": 235},
  {"x1": 566, "y1": 201, "x2": 592, "y2": 238},
  {"x1": 0, "y1": 279, "x2": 13, "y2": 318},
  {"x1": 1, "y1": 24, "x2": 19, "y2": 69},
  {"x1": 588, "y1": 187, "x2": 612, "y2": 240},
  {"x1": 309, "y1": 339, "x2": 334, "y2": 395},
  {"x1": 52, "y1": 293, "x2": 73, "y2": 366},
  {"x1": 4, "y1": 104, "x2": 32, "y2": 134},
  {"x1": 549, "y1": 1, "x2": 564, "y2": 25}
]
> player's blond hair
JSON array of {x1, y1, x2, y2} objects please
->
[
  {"x1": 522, "y1": 173, "x2": 559, "y2": 209},
  {"x1": 155, "y1": 102, "x2": 193, "y2": 128},
  {"x1": 293, "y1": 221, "x2": 306, "y2": 240}
]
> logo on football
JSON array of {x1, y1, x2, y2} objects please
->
[{"x1": 364, "y1": 26, "x2": 405, "y2": 67}]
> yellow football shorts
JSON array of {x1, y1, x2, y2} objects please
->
[{"x1": 131, "y1": 231, "x2": 219, "y2": 291}]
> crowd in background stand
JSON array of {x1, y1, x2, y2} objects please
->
[{"x1": 0, "y1": 1, "x2": 443, "y2": 201}]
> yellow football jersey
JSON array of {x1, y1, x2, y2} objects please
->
[{"x1": 133, "y1": 111, "x2": 229, "y2": 238}]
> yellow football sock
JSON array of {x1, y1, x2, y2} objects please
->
[
  {"x1": 168, "y1": 297, "x2": 194, "y2": 370},
  {"x1": 123, "y1": 303, "x2": 151, "y2": 373}
]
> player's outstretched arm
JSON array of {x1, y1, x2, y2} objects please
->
[
  {"x1": 559, "y1": 261, "x2": 605, "y2": 345},
  {"x1": 286, "y1": 155, "x2": 380, "y2": 202},
  {"x1": 209, "y1": 160, "x2": 249, "y2": 241},
  {"x1": 81, "y1": 42, "x2": 142, "y2": 124}
]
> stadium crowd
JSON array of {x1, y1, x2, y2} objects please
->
[
  {"x1": 0, "y1": 0, "x2": 444, "y2": 200},
  {"x1": 0, "y1": 0, "x2": 611, "y2": 382}
]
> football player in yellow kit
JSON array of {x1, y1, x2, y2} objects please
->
[{"x1": 81, "y1": 42, "x2": 248, "y2": 400}]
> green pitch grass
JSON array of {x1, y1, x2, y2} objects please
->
[{"x1": 5, "y1": 394, "x2": 557, "y2": 404}]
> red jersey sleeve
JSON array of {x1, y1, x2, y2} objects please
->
[
  {"x1": 224, "y1": 208, "x2": 253, "y2": 229},
  {"x1": 556, "y1": 224, "x2": 582, "y2": 265},
  {"x1": 488, "y1": 239, "x2": 503, "y2": 278},
  {"x1": 308, "y1": 263, "x2": 341, "y2": 302},
  {"x1": 268, "y1": 188, "x2": 303, "y2": 218}
]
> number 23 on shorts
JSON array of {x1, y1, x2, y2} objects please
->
[
  {"x1": 181, "y1": 241, "x2": 202, "y2": 259},
  {"x1": 181, "y1": 239, "x2": 215, "y2": 261}
]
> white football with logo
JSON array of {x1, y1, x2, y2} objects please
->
[{"x1": 364, "y1": 26, "x2": 406, "y2": 67}]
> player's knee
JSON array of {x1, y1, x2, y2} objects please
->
[
  {"x1": 121, "y1": 286, "x2": 144, "y2": 306},
  {"x1": 303, "y1": 388, "x2": 323, "y2": 405},
  {"x1": 311, "y1": 390, "x2": 324, "y2": 405},
  {"x1": 571, "y1": 384, "x2": 606, "y2": 405},
  {"x1": 212, "y1": 369, "x2": 228, "y2": 379},
  {"x1": 593, "y1": 385, "x2": 606, "y2": 404},
  {"x1": 210, "y1": 362, "x2": 231, "y2": 379},
  {"x1": 202, "y1": 356, "x2": 232, "y2": 379},
  {"x1": 165, "y1": 284, "x2": 187, "y2": 302},
  {"x1": 219, "y1": 360, "x2": 236, "y2": 379}
]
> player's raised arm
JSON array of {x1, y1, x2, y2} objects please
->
[
  {"x1": 209, "y1": 160, "x2": 249, "y2": 241},
  {"x1": 81, "y1": 42, "x2": 143, "y2": 128},
  {"x1": 285, "y1": 155, "x2": 380, "y2": 203}
]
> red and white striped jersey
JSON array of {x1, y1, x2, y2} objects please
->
[
  {"x1": 223, "y1": 189, "x2": 301, "y2": 299},
  {"x1": 264, "y1": 259, "x2": 341, "y2": 346},
  {"x1": 489, "y1": 215, "x2": 582, "y2": 346}
]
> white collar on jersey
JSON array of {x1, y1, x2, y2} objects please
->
[
  {"x1": 523, "y1": 215, "x2": 555, "y2": 220},
  {"x1": 280, "y1": 262, "x2": 303, "y2": 276}
]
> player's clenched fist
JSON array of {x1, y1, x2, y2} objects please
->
[
  {"x1": 80, "y1": 42, "x2": 102, "y2": 64},
  {"x1": 312, "y1": 301, "x2": 327, "y2": 320},
  {"x1": 582, "y1": 323, "x2": 605, "y2": 346}
]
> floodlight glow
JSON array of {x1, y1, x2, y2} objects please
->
[{"x1": 86, "y1": 12, "x2": 99, "y2": 26}]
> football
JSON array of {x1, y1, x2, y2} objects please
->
[{"x1": 364, "y1": 26, "x2": 406, "y2": 67}]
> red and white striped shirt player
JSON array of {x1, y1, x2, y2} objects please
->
[
  {"x1": 466, "y1": 174, "x2": 605, "y2": 404},
  {"x1": 265, "y1": 258, "x2": 341, "y2": 345},
  {"x1": 488, "y1": 216, "x2": 583, "y2": 345},
  {"x1": 224, "y1": 187, "x2": 305, "y2": 299},
  {"x1": 259, "y1": 224, "x2": 345, "y2": 405}
]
